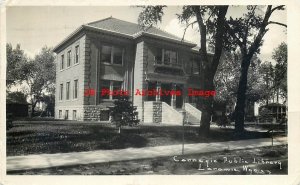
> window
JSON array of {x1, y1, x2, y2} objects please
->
[
  {"x1": 75, "y1": 45, "x2": 79, "y2": 64},
  {"x1": 65, "y1": 110, "x2": 69, "y2": 120},
  {"x1": 67, "y1": 50, "x2": 71, "y2": 67},
  {"x1": 164, "y1": 50, "x2": 177, "y2": 65},
  {"x1": 113, "y1": 47, "x2": 123, "y2": 65},
  {"x1": 60, "y1": 55, "x2": 64, "y2": 70},
  {"x1": 59, "y1": 110, "x2": 62, "y2": 119},
  {"x1": 99, "y1": 80, "x2": 123, "y2": 100},
  {"x1": 192, "y1": 59, "x2": 199, "y2": 75},
  {"x1": 101, "y1": 46, "x2": 112, "y2": 63},
  {"x1": 73, "y1": 80, "x2": 78, "y2": 99},
  {"x1": 100, "y1": 45, "x2": 123, "y2": 65},
  {"x1": 112, "y1": 81, "x2": 122, "y2": 99},
  {"x1": 73, "y1": 110, "x2": 77, "y2": 120},
  {"x1": 154, "y1": 48, "x2": 162, "y2": 64},
  {"x1": 99, "y1": 80, "x2": 110, "y2": 100},
  {"x1": 59, "y1": 84, "x2": 63, "y2": 100},
  {"x1": 66, "y1": 82, "x2": 70, "y2": 100}
]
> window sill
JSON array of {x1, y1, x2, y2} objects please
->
[
  {"x1": 154, "y1": 62, "x2": 182, "y2": 69},
  {"x1": 101, "y1": 62, "x2": 123, "y2": 67},
  {"x1": 100, "y1": 99, "x2": 114, "y2": 102}
]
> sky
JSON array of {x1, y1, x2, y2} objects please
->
[{"x1": 7, "y1": 6, "x2": 287, "y2": 62}]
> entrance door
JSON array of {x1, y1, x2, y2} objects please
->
[{"x1": 160, "y1": 83, "x2": 172, "y2": 105}]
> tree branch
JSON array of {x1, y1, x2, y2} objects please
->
[
  {"x1": 210, "y1": 6, "x2": 229, "y2": 78},
  {"x1": 181, "y1": 20, "x2": 197, "y2": 41},
  {"x1": 225, "y1": 23, "x2": 243, "y2": 48},
  {"x1": 268, "y1": 21, "x2": 287, "y2": 27},
  {"x1": 271, "y1": 5, "x2": 285, "y2": 13},
  {"x1": 243, "y1": 6, "x2": 257, "y2": 47},
  {"x1": 192, "y1": 6, "x2": 209, "y2": 65},
  {"x1": 248, "y1": 5, "x2": 273, "y2": 58}
]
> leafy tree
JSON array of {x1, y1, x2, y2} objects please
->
[
  {"x1": 214, "y1": 52, "x2": 264, "y2": 105},
  {"x1": 138, "y1": 5, "x2": 228, "y2": 136},
  {"x1": 258, "y1": 62, "x2": 275, "y2": 105},
  {"x1": 272, "y1": 42, "x2": 287, "y2": 102},
  {"x1": 110, "y1": 96, "x2": 140, "y2": 133},
  {"x1": 225, "y1": 5, "x2": 286, "y2": 133},
  {"x1": 6, "y1": 91, "x2": 28, "y2": 104},
  {"x1": 6, "y1": 44, "x2": 28, "y2": 88},
  {"x1": 19, "y1": 46, "x2": 56, "y2": 115},
  {"x1": 41, "y1": 94, "x2": 55, "y2": 117}
]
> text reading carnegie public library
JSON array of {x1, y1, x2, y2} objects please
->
[{"x1": 84, "y1": 88, "x2": 216, "y2": 97}]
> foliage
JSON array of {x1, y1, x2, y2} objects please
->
[
  {"x1": 138, "y1": 6, "x2": 167, "y2": 29},
  {"x1": 224, "y1": 5, "x2": 286, "y2": 133},
  {"x1": 6, "y1": 91, "x2": 28, "y2": 104},
  {"x1": 110, "y1": 96, "x2": 140, "y2": 132},
  {"x1": 6, "y1": 44, "x2": 28, "y2": 88},
  {"x1": 257, "y1": 62, "x2": 275, "y2": 104},
  {"x1": 272, "y1": 42, "x2": 287, "y2": 100},
  {"x1": 138, "y1": 5, "x2": 229, "y2": 136},
  {"x1": 214, "y1": 51, "x2": 271, "y2": 122},
  {"x1": 22, "y1": 46, "x2": 55, "y2": 115},
  {"x1": 258, "y1": 107, "x2": 273, "y2": 122},
  {"x1": 6, "y1": 44, "x2": 56, "y2": 115}
]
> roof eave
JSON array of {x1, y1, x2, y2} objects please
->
[
  {"x1": 134, "y1": 32, "x2": 197, "y2": 48},
  {"x1": 53, "y1": 24, "x2": 198, "y2": 53},
  {"x1": 83, "y1": 25, "x2": 134, "y2": 39},
  {"x1": 53, "y1": 26, "x2": 84, "y2": 53}
]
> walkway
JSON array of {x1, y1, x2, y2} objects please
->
[{"x1": 7, "y1": 137, "x2": 287, "y2": 171}]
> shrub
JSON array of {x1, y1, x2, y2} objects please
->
[{"x1": 109, "y1": 96, "x2": 140, "y2": 133}]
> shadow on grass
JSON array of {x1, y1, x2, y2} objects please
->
[{"x1": 7, "y1": 122, "x2": 279, "y2": 156}]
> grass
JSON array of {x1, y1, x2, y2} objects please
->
[
  {"x1": 7, "y1": 120, "x2": 286, "y2": 156},
  {"x1": 7, "y1": 145, "x2": 287, "y2": 175}
]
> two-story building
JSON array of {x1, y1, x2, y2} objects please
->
[{"x1": 53, "y1": 17, "x2": 209, "y2": 124}]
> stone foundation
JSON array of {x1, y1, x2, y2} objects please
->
[
  {"x1": 153, "y1": 101, "x2": 162, "y2": 123},
  {"x1": 144, "y1": 101, "x2": 162, "y2": 123},
  {"x1": 83, "y1": 105, "x2": 110, "y2": 121}
]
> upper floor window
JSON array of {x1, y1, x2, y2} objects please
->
[
  {"x1": 154, "y1": 49, "x2": 178, "y2": 66},
  {"x1": 67, "y1": 50, "x2": 71, "y2": 67},
  {"x1": 100, "y1": 45, "x2": 124, "y2": 65},
  {"x1": 113, "y1": 47, "x2": 123, "y2": 65},
  {"x1": 191, "y1": 59, "x2": 199, "y2": 75},
  {"x1": 59, "y1": 83, "x2": 63, "y2": 100},
  {"x1": 164, "y1": 50, "x2": 177, "y2": 65},
  {"x1": 75, "y1": 45, "x2": 79, "y2": 64},
  {"x1": 60, "y1": 55, "x2": 64, "y2": 70}
]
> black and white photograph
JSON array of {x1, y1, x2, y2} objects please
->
[{"x1": 1, "y1": 1, "x2": 299, "y2": 184}]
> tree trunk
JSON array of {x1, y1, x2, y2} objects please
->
[
  {"x1": 234, "y1": 55, "x2": 251, "y2": 134},
  {"x1": 31, "y1": 100, "x2": 39, "y2": 117},
  {"x1": 199, "y1": 77, "x2": 214, "y2": 137},
  {"x1": 199, "y1": 97, "x2": 213, "y2": 136},
  {"x1": 192, "y1": 6, "x2": 228, "y2": 137}
]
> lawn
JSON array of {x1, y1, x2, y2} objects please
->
[
  {"x1": 6, "y1": 120, "x2": 286, "y2": 156},
  {"x1": 7, "y1": 145, "x2": 287, "y2": 175}
]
